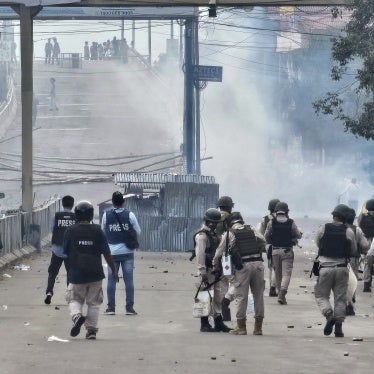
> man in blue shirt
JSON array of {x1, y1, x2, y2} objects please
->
[{"x1": 101, "y1": 191, "x2": 141, "y2": 315}]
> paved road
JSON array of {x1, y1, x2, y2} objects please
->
[{"x1": 0, "y1": 243, "x2": 373, "y2": 374}]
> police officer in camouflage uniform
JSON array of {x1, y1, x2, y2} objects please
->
[
  {"x1": 358, "y1": 199, "x2": 374, "y2": 292},
  {"x1": 264, "y1": 202, "x2": 302, "y2": 305},
  {"x1": 194, "y1": 208, "x2": 230, "y2": 333},
  {"x1": 314, "y1": 204, "x2": 356, "y2": 338},
  {"x1": 213, "y1": 212, "x2": 266, "y2": 335},
  {"x1": 259, "y1": 198, "x2": 280, "y2": 297}
]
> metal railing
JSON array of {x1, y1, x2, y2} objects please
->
[{"x1": 0, "y1": 198, "x2": 61, "y2": 258}]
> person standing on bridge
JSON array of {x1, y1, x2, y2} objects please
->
[
  {"x1": 44, "y1": 195, "x2": 75, "y2": 305},
  {"x1": 63, "y1": 201, "x2": 118, "y2": 340},
  {"x1": 49, "y1": 77, "x2": 58, "y2": 111},
  {"x1": 45, "y1": 38, "x2": 52, "y2": 64},
  {"x1": 52, "y1": 37, "x2": 60, "y2": 65},
  {"x1": 101, "y1": 191, "x2": 141, "y2": 316},
  {"x1": 314, "y1": 204, "x2": 356, "y2": 338}
]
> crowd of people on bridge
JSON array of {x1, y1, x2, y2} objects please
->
[
  {"x1": 83, "y1": 36, "x2": 130, "y2": 63},
  {"x1": 43, "y1": 190, "x2": 374, "y2": 340}
]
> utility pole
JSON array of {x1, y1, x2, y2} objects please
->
[
  {"x1": 194, "y1": 19, "x2": 200, "y2": 175},
  {"x1": 148, "y1": 20, "x2": 152, "y2": 65},
  {"x1": 183, "y1": 17, "x2": 195, "y2": 174}
]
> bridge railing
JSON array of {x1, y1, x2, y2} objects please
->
[{"x1": 0, "y1": 198, "x2": 61, "y2": 259}]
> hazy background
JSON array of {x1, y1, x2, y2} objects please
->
[{"x1": 6, "y1": 6, "x2": 373, "y2": 220}]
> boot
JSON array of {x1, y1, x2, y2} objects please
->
[
  {"x1": 269, "y1": 286, "x2": 278, "y2": 297},
  {"x1": 221, "y1": 297, "x2": 231, "y2": 321},
  {"x1": 229, "y1": 318, "x2": 247, "y2": 335},
  {"x1": 363, "y1": 282, "x2": 371, "y2": 292},
  {"x1": 214, "y1": 315, "x2": 231, "y2": 333},
  {"x1": 278, "y1": 289, "x2": 287, "y2": 305},
  {"x1": 346, "y1": 304, "x2": 355, "y2": 316},
  {"x1": 200, "y1": 317, "x2": 216, "y2": 332},
  {"x1": 323, "y1": 315, "x2": 336, "y2": 336},
  {"x1": 334, "y1": 322, "x2": 344, "y2": 338},
  {"x1": 253, "y1": 317, "x2": 263, "y2": 335}
]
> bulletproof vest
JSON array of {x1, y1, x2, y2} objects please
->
[
  {"x1": 359, "y1": 214, "x2": 374, "y2": 239},
  {"x1": 270, "y1": 218, "x2": 294, "y2": 247},
  {"x1": 51, "y1": 211, "x2": 76, "y2": 245},
  {"x1": 231, "y1": 225, "x2": 261, "y2": 257},
  {"x1": 193, "y1": 229, "x2": 220, "y2": 268},
  {"x1": 319, "y1": 223, "x2": 349, "y2": 258},
  {"x1": 216, "y1": 211, "x2": 229, "y2": 238},
  {"x1": 69, "y1": 224, "x2": 103, "y2": 270},
  {"x1": 104, "y1": 209, "x2": 133, "y2": 245}
]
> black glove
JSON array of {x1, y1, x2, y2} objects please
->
[{"x1": 201, "y1": 273, "x2": 209, "y2": 283}]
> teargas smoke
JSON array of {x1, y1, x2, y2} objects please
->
[{"x1": 198, "y1": 7, "x2": 372, "y2": 218}]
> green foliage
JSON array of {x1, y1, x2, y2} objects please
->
[{"x1": 313, "y1": 0, "x2": 374, "y2": 140}]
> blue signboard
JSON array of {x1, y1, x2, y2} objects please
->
[{"x1": 193, "y1": 65, "x2": 222, "y2": 82}]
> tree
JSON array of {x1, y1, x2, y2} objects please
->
[{"x1": 313, "y1": 0, "x2": 374, "y2": 140}]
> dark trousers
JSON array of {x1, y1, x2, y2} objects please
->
[{"x1": 46, "y1": 252, "x2": 69, "y2": 295}]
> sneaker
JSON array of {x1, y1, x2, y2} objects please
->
[
  {"x1": 126, "y1": 307, "x2": 137, "y2": 315},
  {"x1": 70, "y1": 313, "x2": 86, "y2": 337},
  {"x1": 44, "y1": 292, "x2": 53, "y2": 305},
  {"x1": 104, "y1": 308, "x2": 115, "y2": 315},
  {"x1": 85, "y1": 331, "x2": 96, "y2": 340},
  {"x1": 269, "y1": 286, "x2": 278, "y2": 297}
]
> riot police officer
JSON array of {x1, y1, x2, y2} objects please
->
[
  {"x1": 216, "y1": 195, "x2": 234, "y2": 238},
  {"x1": 259, "y1": 198, "x2": 280, "y2": 297},
  {"x1": 314, "y1": 204, "x2": 356, "y2": 337},
  {"x1": 194, "y1": 208, "x2": 230, "y2": 332},
  {"x1": 264, "y1": 202, "x2": 302, "y2": 305},
  {"x1": 213, "y1": 212, "x2": 266, "y2": 335}
]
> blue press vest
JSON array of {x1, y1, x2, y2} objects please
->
[{"x1": 104, "y1": 209, "x2": 132, "y2": 245}]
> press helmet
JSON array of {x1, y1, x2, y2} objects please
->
[
  {"x1": 204, "y1": 208, "x2": 221, "y2": 223},
  {"x1": 74, "y1": 200, "x2": 94, "y2": 222},
  {"x1": 268, "y1": 198, "x2": 280, "y2": 213},
  {"x1": 366, "y1": 199, "x2": 374, "y2": 211},
  {"x1": 331, "y1": 204, "x2": 350, "y2": 221},
  {"x1": 225, "y1": 212, "x2": 244, "y2": 227},
  {"x1": 274, "y1": 201, "x2": 289, "y2": 214},
  {"x1": 217, "y1": 196, "x2": 234, "y2": 209}
]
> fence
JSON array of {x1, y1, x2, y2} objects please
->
[
  {"x1": 0, "y1": 198, "x2": 61, "y2": 258},
  {"x1": 59, "y1": 53, "x2": 82, "y2": 69}
]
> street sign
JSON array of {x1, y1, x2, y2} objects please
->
[{"x1": 193, "y1": 65, "x2": 222, "y2": 82}]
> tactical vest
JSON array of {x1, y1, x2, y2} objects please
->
[
  {"x1": 193, "y1": 229, "x2": 220, "y2": 268},
  {"x1": 231, "y1": 225, "x2": 261, "y2": 257},
  {"x1": 270, "y1": 219, "x2": 294, "y2": 247},
  {"x1": 359, "y1": 214, "x2": 374, "y2": 239},
  {"x1": 319, "y1": 223, "x2": 349, "y2": 258},
  {"x1": 51, "y1": 211, "x2": 76, "y2": 245},
  {"x1": 104, "y1": 209, "x2": 133, "y2": 245},
  {"x1": 69, "y1": 224, "x2": 103, "y2": 274}
]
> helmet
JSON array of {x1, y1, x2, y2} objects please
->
[
  {"x1": 366, "y1": 199, "x2": 374, "y2": 211},
  {"x1": 225, "y1": 212, "x2": 244, "y2": 227},
  {"x1": 204, "y1": 208, "x2": 221, "y2": 223},
  {"x1": 112, "y1": 191, "x2": 124, "y2": 207},
  {"x1": 268, "y1": 198, "x2": 280, "y2": 213},
  {"x1": 274, "y1": 201, "x2": 289, "y2": 214},
  {"x1": 217, "y1": 196, "x2": 234, "y2": 209},
  {"x1": 331, "y1": 204, "x2": 350, "y2": 221},
  {"x1": 74, "y1": 200, "x2": 94, "y2": 222},
  {"x1": 346, "y1": 208, "x2": 356, "y2": 224}
]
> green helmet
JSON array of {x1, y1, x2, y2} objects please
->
[
  {"x1": 346, "y1": 208, "x2": 356, "y2": 224},
  {"x1": 268, "y1": 198, "x2": 280, "y2": 213},
  {"x1": 204, "y1": 208, "x2": 221, "y2": 223},
  {"x1": 217, "y1": 196, "x2": 234, "y2": 209},
  {"x1": 331, "y1": 204, "x2": 350, "y2": 221},
  {"x1": 224, "y1": 212, "x2": 244, "y2": 227},
  {"x1": 275, "y1": 201, "x2": 289, "y2": 214},
  {"x1": 366, "y1": 199, "x2": 374, "y2": 211}
]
